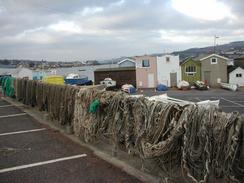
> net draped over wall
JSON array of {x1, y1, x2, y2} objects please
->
[{"x1": 1, "y1": 77, "x2": 243, "y2": 183}]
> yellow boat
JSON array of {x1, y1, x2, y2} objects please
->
[{"x1": 42, "y1": 75, "x2": 64, "y2": 85}]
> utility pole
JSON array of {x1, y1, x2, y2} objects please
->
[{"x1": 214, "y1": 35, "x2": 219, "y2": 53}]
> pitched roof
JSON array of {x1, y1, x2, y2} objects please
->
[
  {"x1": 227, "y1": 65, "x2": 238, "y2": 74},
  {"x1": 200, "y1": 54, "x2": 229, "y2": 61},
  {"x1": 94, "y1": 67, "x2": 135, "y2": 72},
  {"x1": 117, "y1": 58, "x2": 135, "y2": 65},
  {"x1": 180, "y1": 56, "x2": 200, "y2": 65},
  {"x1": 229, "y1": 66, "x2": 244, "y2": 74}
]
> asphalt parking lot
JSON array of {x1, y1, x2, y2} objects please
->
[
  {"x1": 0, "y1": 99, "x2": 141, "y2": 183},
  {"x1": 139, "y1": 88, "x2": 244, "y2": 114}
]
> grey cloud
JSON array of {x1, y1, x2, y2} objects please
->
[{"x1": 0, "y1": 0, "x2": 244, "y2": 60}]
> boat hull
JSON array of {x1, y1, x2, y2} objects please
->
[{"x1": 65, "y1": 78, "x2": 92, "y2": 85}]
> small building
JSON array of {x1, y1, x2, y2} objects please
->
[
  {"x1": 134, "y1": 55, "x2": 157, "y2": 88},
  {"x1": 229, "y1": 67, "x2": 244, "y2": 86},
  {"x1": 94, "y1": 67, "x2": 136, "y2": 88},
  {"x1": 180, "y1": 57, "x2": 201, "y2": 85},
  {"x1": 33, "y1": 70, "x2": 45, "y2": 80},
  {"x1": 157, "y1": 54, "x2": 181, "y2": 87},
  {"x1": 200, "y1": 54, "x2": 229, "y2": 86},
  {"x1": 12, "y1": 67, "x2": 33, "y2": 79}
]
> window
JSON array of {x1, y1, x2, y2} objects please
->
[
  {"x1": 142, "y1": 60, "x2": 150, "y2": 67},
  {"x1": 166, "y1": 57, "x2": 170, "y2": 62},
  {"x1": 236, "y1": 73, "x2": 242, "y2": 77},
  {"x1": 185, "y1": 66, "x2": 196, "y2": 73},
  {"x1": 211, "y1": 58, "x2": 217, "y2": 64}
]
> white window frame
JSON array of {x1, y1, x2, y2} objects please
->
[
  {"x1": 141, "y1": 59, "x2": 150, "y2": 68},
  {"x1": 211, "y1": 57, "x2": 218, "y2": 64},
  {"x1": 185, "y1": 65, "x2": 196, "y2": 75}
]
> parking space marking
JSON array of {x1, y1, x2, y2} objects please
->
[
  {"x1": 0, "y1": 104, "x2": 24, "y2": 108},
  {"x1": 0, "y1": 105, "x2": 14, "y2": 108},
  {"x1": 221, "y1": 97, "x2": 244, "y2": 107},
  {"x1": 0, "y1": 128, "x2": 46, "y2": 136},
  {"x1": 0, "y1": 154, "x2": 87, "y2": 173},
  {"x1": 0, "y1": 113, "x2": 26, "y2": 119},
  {"x1": 221, "y1": 106, "x2": 244, "y2": 108}
]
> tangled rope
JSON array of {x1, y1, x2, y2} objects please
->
[
  {"x1": 11, "y1": 79, "x2": 244, "y2": 182},
  {"x1": 14, "y1": 79, "x2": 78, "y2": 126},
  {"x1": 73, "y1": 88, "x2": 244, "y2": 183}
]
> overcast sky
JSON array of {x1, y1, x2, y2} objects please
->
[{"x1": 0, "y1": 0, "x2": 243, "y2": 61}]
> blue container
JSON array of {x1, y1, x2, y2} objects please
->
[
  {"x1": 156, "y1": 84, "x2": 168, "y2": 91},
  {"x1": 129, "y1": 87, "x2": 136, "y2": 94}
]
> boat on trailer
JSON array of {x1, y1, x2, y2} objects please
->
[{"x1": 64, "y1": 73, "x2": 92, "y2": 85}]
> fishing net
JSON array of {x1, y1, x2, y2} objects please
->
[
  {"x1": 14, "y1": 79, "x2": 78, "y2": 126},
  {"x1": 1, "y1": 76, "x2": 15, "y2": 97},
  {"x1": 73, "y1": 88, "x2": 244, "y2": 183},
  {"x1": 10, "y1": 79, "x2": 244, "y2": 182}
]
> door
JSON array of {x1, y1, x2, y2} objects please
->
[
  {"x1": 148, "y1": 73, "x2": 154, "y2": 88},
  {"x1": 204, "y1": 71, "x2": 211, "y2": 86},
  {"x1": 170, "y1": 72, "x2": 177, "y2": 87}
]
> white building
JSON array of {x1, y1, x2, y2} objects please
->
[
  {"x1": 156, "y1": 55, "x2": 181, "y2": 87},
  {"x1": 229, "y1": 67, "x2": 244, "y2": 86},
  {"x1": 12, "y1": 67, "x2": 33, "y2": 79}
]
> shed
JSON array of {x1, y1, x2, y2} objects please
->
[
  {"x1": 157, "y1": 54, "x2": 181, "y2": 87},
  {"x1": 12, "y1": 67, "x2": 33, "y2": 79},
  {"x1": 200, "y1": 54, "x2": 229, "y2": 86},
  {"x1": 94, "y1": 67, "x2": 136, "y2": 88},
  {"x1": 134, "y1": 55, "x2": 157, "y2": 88},
  {"x1": 229, "y1": 67, "x2": 244, "y2": 86},
  {"x1": 180, "y1": 57, "x2": 201, "y2": 84}
]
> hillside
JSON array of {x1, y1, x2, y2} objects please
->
[{"x1": 172, "y1": 41, "x2": 244, "y2": 60}]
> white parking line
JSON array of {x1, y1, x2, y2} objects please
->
[
  {"x1": 0, "y1": 105, "x2": 14, "y2": 108},
  {"x1": 0, "y1": 128, "x2": 46, "y2": 136},
  {"x1": 0, "y1": 113, "x2": 26, "y2": 119},
  {"x1": 0, "y1": 104, "x2": 24, "y2": 108},
  {"x1": 221, "y1": 106, "x2": 244, "y2": 108},
  {"x1": 221, "y1": 97, "x2": 244, "y2": 107},
  {"x1": 0, "y1": 154, "x2": 87, "y2": 173}
]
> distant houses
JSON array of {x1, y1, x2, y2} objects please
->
[
  {"x1": 180, "y1": 54, "x2": 235, "y2": 87},
  {"x1": 93, "y1": 52, "x2": 244, "y2": 89},
  {"x1": 3, "y1": 52, "x2": 241, "y2": 89},
  {"x1": 94, "y1": 54, "x2": 182, "y2": 89},
  {"x1": 134, "y1": 54, "x2": 182, "y2": 88}
]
